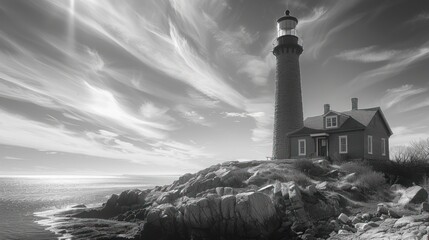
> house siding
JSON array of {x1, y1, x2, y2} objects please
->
[
  {"x1": 290, "y1": 136, "x2": 314, "y2": 158},
  {"x1": 364, "y1": 112, "x2": 390, "y2": 160},
  {"x1": 290, "y1": 130, "x2": 364, "y2": 159},
  {"x1": 328, "y1": 131, "x2": 364, "y2": 160}
]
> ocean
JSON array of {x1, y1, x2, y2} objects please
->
[{"x1": 0, "y1": 175, "x2": 178, "y2": 240}]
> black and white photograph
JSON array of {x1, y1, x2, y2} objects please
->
[{"x1": 1, "y1": 0, "x2": 429, "y2": 239}]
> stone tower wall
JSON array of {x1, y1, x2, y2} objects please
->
[{"x1": 272, "y1": 47, "x2": 304, "y2": 159}]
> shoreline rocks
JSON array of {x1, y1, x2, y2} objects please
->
[{"x1": 66, "y1": 160, "x2": 429, "y2": 240}]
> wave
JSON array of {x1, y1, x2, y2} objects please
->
[{"x1": 34, "y1": 204, "x2": 140, "y2": 240}]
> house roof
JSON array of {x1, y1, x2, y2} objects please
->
[{"x1": 293, "y1": 107, "x2": 393, "y2": 136}]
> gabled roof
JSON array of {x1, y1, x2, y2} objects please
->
[
  {"x1": 305, "y1": 110, "x2": 351, "y2": 130},
  {"x1": 342, "y1": 108, "x2": 378, "y2": 127},
  {"x1": 292, "y1": 107, "x2": 393, "y2": 136}
]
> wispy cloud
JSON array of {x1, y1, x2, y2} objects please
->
[
  {"x1": 214, "y1": 25, "x2": 274, "y2": 86},
  {"x1": 405, "y1": 97, "x2": 429, "y2": 112},
  {"x1": 243, "y1": 98, "x2": 274, "y2": 146},
  {"x1": 45, "y1": 0, "x2": 245, "y2": 109},
  {"x1": 4, "y1": 156, "x2": 24, "y2": 160},
  {"x1": 223, "y1": 112, "x2": 265, "y2": 118},
  {"x1": 0, "y1": 108, "x2": 207, "y2": 168},
  {"x1": 336, "y1": 46, "x2": 400, "y2": 63},
  {"x1": 306, "y1": 13, "x2": 364, "y2": 58},
  {"x1": 175, "y1": 105, "x2": 213, "y2": 127},
  {"x1": 346, "y1": 43, "x2": 429, "y2": 90},
  {"x1": 407, "y1": 12, "x2": 429, "y2": 23},
  {"x1": 390, "y1": 125, "x2": 429, "y2": 147},
  {"x1": 299, "y1": 7, "x2": 327, "y2": 28},
  {"x1": 380, "y1": 84, "x2": 427, "y2": 110}
]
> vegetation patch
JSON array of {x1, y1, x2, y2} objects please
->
[{"x1": 293, "y1": 159, "x2": 327, "y2": 177}]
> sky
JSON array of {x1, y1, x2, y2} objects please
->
[{"x1": 1, "y1": 0, "x2": 429, "y2": 175}]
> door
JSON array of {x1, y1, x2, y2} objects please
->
[{"x1": 318, "y1": 138, "x2": 328, "y2": 157}]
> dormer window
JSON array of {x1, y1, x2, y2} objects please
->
[{"x1": 325, "y1": 116, "x2": 338, "y2": 128}]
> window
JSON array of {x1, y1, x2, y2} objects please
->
[
  {"x1": 368, "y1": 135, "x2": 373, "y2": 154},
  {"x1": 339, "y1": 136, "x2": 348, "y2": 154},
  {"x1": 298, "y1": 139, "x2": 306, "y2": 156},
  {"x1": 326, "y1": 116, "x2": 338, "y2": 128},
  {"x1": 381, "y1": 138, "x2": 386, "y2": 156}
]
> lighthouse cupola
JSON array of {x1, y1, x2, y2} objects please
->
[{"x1": 273, "y1": 10, "x2": 303, "y2": 56}]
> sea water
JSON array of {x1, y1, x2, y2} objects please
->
[{"x1": 0, "y1": 175, "x2": 178, "y2": 240}]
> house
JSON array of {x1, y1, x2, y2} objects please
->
[{"x1": 288, "y1": 98, "x2": 393, "y2": 160}]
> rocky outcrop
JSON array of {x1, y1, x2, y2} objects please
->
[
  {"x1": 75, "y1": 189, "x2": 147, "y2": 219},
  {"x1": 398, "y1": 186, "x2": 428, "y2": 205},
  {"x1": 141, "y1": 192, "x2": 280, "y2": 240},
  {"x1": 69, "y1": 159, "x2": 429, "y2": 240},
  {"x1": 328, "y1": 213, "x2": 429, "y2": 240}
]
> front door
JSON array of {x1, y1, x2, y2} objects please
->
[{"x1": 317, "y1": 138, "x2": 328, "y2": 157}]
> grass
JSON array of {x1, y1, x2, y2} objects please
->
[
  {"x1": 284, "y1": 171, "x2": 312, "y2": 187},
  {"x1": 354, "y1": 171, "x2": 386, "y2": 192},
  {"x1": 293, "y1": 159, "x2": 327, "y2": 177},
  {"x1": 340, "y1": 161, "x2": 372, "y2": 175},
  {"x1": 340, "y1": 161, "x2": 387, "y2": 194}
]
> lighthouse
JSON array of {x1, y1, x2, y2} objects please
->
[{"x1": 272, "y1": 10, "x2": 304, "y2": 159}]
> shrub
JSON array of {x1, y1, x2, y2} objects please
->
[
  {"x1": 366, "y1": 158, "x2": 429, "y2": 186},
  {"x1": 354, "y1": 171, "x2": 386, "y2": 193},
  {"x1": 340, "y1": 161, "x2": 372, "y2": 175},
  {"x1": 245, "y1": 168, "x2": 289, "y2": 186},
  {"x1": 284, "y1": 171, "x2": 312, "y2": 187},
  {"x1": 391, "y1": 138, "x2": 429, "y2": 163},
  {"x1": 339, "y1": 161, "x2": 387, "y2": 193},
  {"x1": 293, "y1": 159, "x2": 326, "y2": 176}
]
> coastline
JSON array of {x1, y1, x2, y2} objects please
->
[
  {"x1": 42, "y1": 159, "x2": 429, "y2": 240},
  {"x1": 0, "y1": 175, "x2": 178, "y2": 240}
]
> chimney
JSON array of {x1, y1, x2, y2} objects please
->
[
  {"x1": 324, "y1": 104, "x2": 330, "y2": 114},
  {"x1": 351, "y1": 98, "x2": 358, "y2": 110}
]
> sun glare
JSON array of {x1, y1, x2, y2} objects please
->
[{"x1": 68, "y1": 0, "x2": 76, "y2": 51}]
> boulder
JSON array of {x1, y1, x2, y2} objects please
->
[
  {"x1": 316, "y1": 181, "x2": 328, "y2": 190},
  {"x1": 390, "y1": 184, "x2": 404, "y2": 192},
  {"x1": 183, "y1": 197, "x2": 221, "y2": 229},
  {"x1": 220, "y1": 195, "x2": 236, "y2": 219},
  {"x1": 388, "y1": 209, "x2": 402, "y2": 218},
  {"x1": 155, "y1": 192, "x2": 280, "y2": 239},
  {"x1": 216, "y1": 187, "x2": 224, "y2": 196},
  {"x1": 71, "y1": 204, "x2": 87, "y2": 208},
  {"x1": 361, "y1": 213, "x2": 371, "y2": 221},
  {"x1": 156, "y1": 190, "x2": 179, "y2": 204},
  {"x1": 377, "y1": 203, "x2": 389, "y2": 215},
  {"x1": 338, "y1": 229, "x2": 350, "y2": 234},
  {"x1": 355, "y1": 222, "x2": 378, "y2": 231},
  {"x1": 338, "y1": 182, "x2": 353, "y2": 191},
  {"x1": 305, "y1": 184, "x2": 317, "y2": 196},
  {"x1": 181, "y1": 176, "x2": 222, "y2": 197},
  {"x1": 117, "y1": 189, "x2": 141, "y2": 206},
  {"x1": 234, "y1": 192, "x2": 279, "y2": 237},
  {"x1": 105, "y1": 194, "x2": 119, "y2": 208},
  {"x1": 258, "y1": 184, "x2": 275, "y2": 195},
  {"x1": 314, "y1": 159, "x2": 330, "y2": 168},
  {"x1": 324, "y1": 169, "x2": 339, "y2": 178},
  {"x1": 223, "y1": 187, "x2": 234, "y2": 195},
  {"x1": 393, "y1": 214, "x2": 429, "y2": 228},
  {"x1": 398, "y1": 186, "x2": 428, "y2": 205},
  {"x1": 421, "y1": 202, "x2": 429, "y2": 213},
  {"x1": 338, "y1": 213, "x2": 349, "y2": 224},
  {"x1": 343, "y1": 173, "x2": 356, "y2": 182}
]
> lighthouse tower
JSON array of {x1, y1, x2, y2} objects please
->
[{"x1": 272, "y1": 10, "x2": 304, "y2": 159}]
